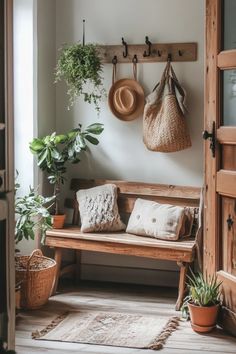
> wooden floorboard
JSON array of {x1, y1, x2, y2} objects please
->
[{"x1": 15, "y1": 281, "x2": 236, "y2": 354}]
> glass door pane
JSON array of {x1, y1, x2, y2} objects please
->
[
  {"x1": 222, "y1": 70, "x2": 236, "y2": 126},
  {"x1": 223, "y1": 0, "x2": 236, "y2": 50}
]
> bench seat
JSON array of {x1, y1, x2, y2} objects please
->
[
  {"x1": 46, "y1": 227, "x2": 196, "y2": 262},
  {"x1": 46, "y1": 179, "x2": 202, "y2": 311}
]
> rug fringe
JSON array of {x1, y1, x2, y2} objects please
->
[
  {"x1": 32, "y1": 313, "x2": 68, "y2": 339},
  {"x1": 148, "y1": 316, "x2": 180, "y2": 350}
]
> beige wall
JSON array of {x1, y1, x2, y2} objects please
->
[{"x1": 54, "y1": 0, "x2": 204, "y2": 286}]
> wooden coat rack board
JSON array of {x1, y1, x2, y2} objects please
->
[{"x1": 98, "y1": 42, "x2": 197, "y2": 63}]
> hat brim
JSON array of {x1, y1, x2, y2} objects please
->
[{"x1": 108, "y1": 79, "x2": 145, "y2": 121}]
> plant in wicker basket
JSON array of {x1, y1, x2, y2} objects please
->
[
  {"x1": 14, "y1": 180, "x2": 56, "y2": 310},
  {"x1": 15, "y1": 249, "x2": 57, "y2": 310}
]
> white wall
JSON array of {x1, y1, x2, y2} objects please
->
[
  {"x1": 54, "y1": 0, "x2": 204, "y2": 286},
  {"x1": 36, "y1": 0, "x2": 56, "y2": 196},
  {"x1": 14, "y1": 0, "x2": 56, "y2": 253},
  {"x1": 14, "y1": 0, "x2": 36, "y2": 253}
]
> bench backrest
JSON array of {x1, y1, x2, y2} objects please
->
[{"x1": 65, "y1": 179, "x2": 201, "y2": 227}]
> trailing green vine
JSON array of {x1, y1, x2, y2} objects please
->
[{"x1": 55, "y1": 43, "x2": 106, "y2": 114}]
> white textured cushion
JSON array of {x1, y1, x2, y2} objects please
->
[
  {"x1": 77, "y1": 184, "x2": 125, "y2": 233},
  {"x1": 126, "y1": 198, "x2": 185, "y2": 241}
]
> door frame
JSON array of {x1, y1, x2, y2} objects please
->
[
  {"x1": 4, "y1": 0, "x2": 15, "y2": 349},
  {"x1": 204, "y1": 0, "x2": 221, "y2": 275},
  {"x1": 204, "y1": 0, "x2": 236, "y2": 335}
]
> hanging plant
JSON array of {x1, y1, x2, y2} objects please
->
[{"x1": 55, "y1": 43, "x2": 106, "y2": 114}]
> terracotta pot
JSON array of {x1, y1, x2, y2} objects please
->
[
  {"x1": 52, "y1": 214, "x2": 66, "y2": 229},
  {"x1": 188, "y1": 302, "x2": 219, "y2": 333}
]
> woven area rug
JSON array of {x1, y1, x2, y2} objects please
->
[{"x1": 32, "y1": 310, "x2": 180, "y2": 350}]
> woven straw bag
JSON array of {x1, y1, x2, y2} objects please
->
[
  {"x1": 15, "y1": 249, "x2": 56, "y2": 309},
  {"x1": 143, "y1": 61, "x2": 191, "y2": 152}
]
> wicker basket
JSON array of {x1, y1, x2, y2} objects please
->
[{"x1": 15, "y1": 249, "x2": 56, "y2": 309}]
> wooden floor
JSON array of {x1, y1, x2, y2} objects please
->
[{"x1": 16, "y1": 281, "x2": 236, "y2": 354}]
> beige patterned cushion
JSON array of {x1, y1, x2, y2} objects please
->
[
  {"x1": 77, "y1": 184, "x2": 125, "y2": 233},
  {"x1": 179, "y1": 207, "x2": 195, "y2": 239},
  {"x1": 126, "y1": 198, "x2": 185, "y2": 241}
]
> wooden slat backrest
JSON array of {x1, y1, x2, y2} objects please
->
[{"x1": 65, "y1": 179, "x2": 201, "y2": 226}]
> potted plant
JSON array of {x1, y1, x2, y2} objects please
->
[
  {"x1": 182, "y1": 270, "x2": 222, "y2": 333},
  {"x1": 29, "y1": 123, "x2": 104, "y2": 228},
  {"x1": 15, "y1": 182, "x2": 55, "y2": 309},
  {"x1": 55, "y1": 43, "x2": 106, "y2": 114}
]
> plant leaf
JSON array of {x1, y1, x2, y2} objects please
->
[{"x1": 85, "y1": 135, "x2": 99, "y2": 145}]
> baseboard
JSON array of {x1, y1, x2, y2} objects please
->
[{"x1": 81, "y1": 263, "x2": 179, "y2": 287}]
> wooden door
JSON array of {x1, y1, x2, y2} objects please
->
[
  {"x1": 0, "y1": 0, "x2": 15, "y2": 349},
  {"x1": 205, "y1": 0, "x2": 236, "y2": 336}
]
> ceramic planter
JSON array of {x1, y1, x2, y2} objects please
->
[
  {"x1": 188, "y1": 302, "x2": 220, "y2": 333},
  {"x1": 52, "y1": 214, "x2": 66, "y2": 229}
]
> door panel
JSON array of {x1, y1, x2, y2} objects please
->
[
  {"x1": 217, "y1": 127, "x2": 236, "y2": 144},
  {"x1": 222, "y1": 145, "x2": 236, "y2": 168},
  {"x1": 222, "y1": 197, "x2": 236, "y2": 277},
  {"x1": 205, "y1": 0, "x2": 236, "y2": 336},
  {"x1": 216, "y1": 170, "x2": 236, "y2": 197},
  {"x1": 218, "y1": 50, "x2": 236, "y2": 68}
]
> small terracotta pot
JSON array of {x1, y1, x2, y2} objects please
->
[
  {"x1": 52, "y1": 214, "x2": 66, "y2": 229},
  {"x1": 188, "y1": 302, "x2": 219, "y2": 333}
]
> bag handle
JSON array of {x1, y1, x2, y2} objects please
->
[
  {"x1": 112, "y1": 61, "x2": 138, "y2": 84},
  {"x1": 112, "y1": 61, "x2": 117, "y2": 85},
  {"x1": 149, "y1": 61, "x2": 171, "y2": 105},
  {"x1": 27, "y1": 249, "x2": 43, "y2": 271},
  {"x1": 152, "y1": 61, "x2": 187, "y2": 114},
  {"x1": 133, "y1": 61, "x2": 137, "y2": 81},
  {"x1": 26, "y1": 249, "x2": 43, "y2": 307},
  {"x1": 152, "y1": 61, "x2": 171, "y2": 92},
  {"x1": 169, "y1": 65, "x2": 187, "y2": 113}
]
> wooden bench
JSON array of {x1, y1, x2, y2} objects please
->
[{"x1": 45, "y1": 179, "x2": 202, "y2": 310}]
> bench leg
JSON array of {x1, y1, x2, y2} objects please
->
[
  {"x1": 52, "y1": 248, "x2": 62, "y2": 295},
  {"x1": 75, "y1": 250, "x2": 81, "y2": 284},
  {"x1": 175, "y1": 261, "x2": 188, "y2": 311}
]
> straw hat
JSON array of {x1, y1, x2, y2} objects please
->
[{"x1": 108, "y1": 78, "x2": 145, "y2": 121}]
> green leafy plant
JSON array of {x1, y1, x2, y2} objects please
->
[
  {"x1": 55, "y1": 43, "x2": 106, "y2": 113},
  {"x1": 182, "y1": 269, "x2": 222, "y2": 317},
  {"x1": 29, "y1": 123, "x2": 104, "y2": 215},
  {"x1": 15, "y1": 184, "x2": 55, "y2": 245}
]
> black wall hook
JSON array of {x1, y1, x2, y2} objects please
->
[
  {"x1": 167, "y1": 53, "x2": 172, "y2": 62},
  {"x1": 82, "y1": 19, "x2": 85, "y2": 46},
  {"x1": 112, "y1": 55, "x2": 117, "y2": 65},
  {"x1": 132, "y1": 54, "x2": 138, "y2": 63},
  {"x1": 143, "y1": 36, "x2": 152, "y2": 57},
  {"x1": 178, "y1": 50, "x2": 182, "y2": 56},
  {"x1": 122, "y1": 37, "x2": 128, "y2": 58}
]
